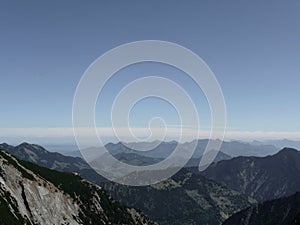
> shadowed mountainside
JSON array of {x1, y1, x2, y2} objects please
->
[
  {"x1": 103, "y1": 168, "x2": 256, "y2": 225},
  {"x1": 222, "y1": 192, "x2": 300, "y2": 225},
  {"x1": 203, "y1": 148, "x2": 300, "y2": 201}
]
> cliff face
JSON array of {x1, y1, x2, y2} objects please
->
[
  {"x1": 0, "y1": 150, "x2": 81, "y2": 225},
  {"x1": 0, "y1": 151, "x2": 156, "y2": 225}
]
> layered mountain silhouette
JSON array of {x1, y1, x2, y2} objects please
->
[
  {"x1": 203, "y1": 148, "x2": 300, "y2": 201},
  {"x1": 2, "y1": 142, "x2": 299, "y2": 225},
  {"x1": 0, "y1": 142, "x2": 107, "y2": 184},
  {"x1": 222, "y1": 192, "x2": 300, "y2": 225},
  {"x1": 90, "y1": 139, "x2": 278, "y2": 159},
  {"x1": 0, "y1": 142, "x2": 231, "y2": 183},
  {"x1": 0, "y1": 150, "x2": 155, "y2": 225},
  {"x1": 0, "y1": 142, "x2": 255, "y2": 225}
]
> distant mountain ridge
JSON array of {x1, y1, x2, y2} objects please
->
[
  {"x1": 102, "y1": 139, "x2": 278, "y2": 158},
  {"x1": 76, "y1": 139, "x2": 277, "y2": 171},
  {"x1": 64, "y1": 139, "x2": 278, "y2": 159},
  {"x1": 252, "y1": 139, "x2": 300, "y2": 151},
  {"x1": 203, "y1": 147, "x2": 300, "y2": 201}
]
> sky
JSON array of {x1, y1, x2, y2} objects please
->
[{"x1": 0, "y1": 0, "x2": 300, "y2": 145}]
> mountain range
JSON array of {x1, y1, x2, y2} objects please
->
[
  {"x1": 1, "y1": 142, "x2": 300, "y2": 224},
  {"x1": 0, "y1": 142, "x2": 254, "y2": 225},
  {"x1": 65, "y1": 139, "x2": 279, "y2": 160}
]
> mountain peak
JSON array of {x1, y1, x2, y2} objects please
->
[
  {"x1": 17, "y1": 142, "x2": 39, "y2": 148},
  {"x1": 15, "y1": 142, "x2": 49, "y2": 154},
  {"x1": 275, "y1": 147, "x2": 299, "y2": 156},
  {"x1": 0, "y1": 142, "x2": 10, "y2": 148}
]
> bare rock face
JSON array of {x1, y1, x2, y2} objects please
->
[
  {"x1": 0, "y1": 153, "x2": 81, "y2": 225},
  {"x1": 0, "y1": 151, "x2": 156, "y2": 225}
]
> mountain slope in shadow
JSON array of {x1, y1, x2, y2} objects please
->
[
  {"x1": 222, "y1": 192, "x2": 300, "y2": 225},
  {"x1": 103, "y1": 167, "x2": 256, "y2": 225},
  {"x1": 203, "y1": 148, "x2": 300, "y2": 201}
]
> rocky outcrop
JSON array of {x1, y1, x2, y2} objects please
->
[
  {"x1": 0, "y1": 150, "x2": 82, "y2": 224},
  {"x1": 0, "y1": 150, "x2": 156, "y2": 225}
]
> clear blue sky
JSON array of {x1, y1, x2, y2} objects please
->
[{"x1": 0, "y1": 0, "x2": 300, "y2": 143}]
